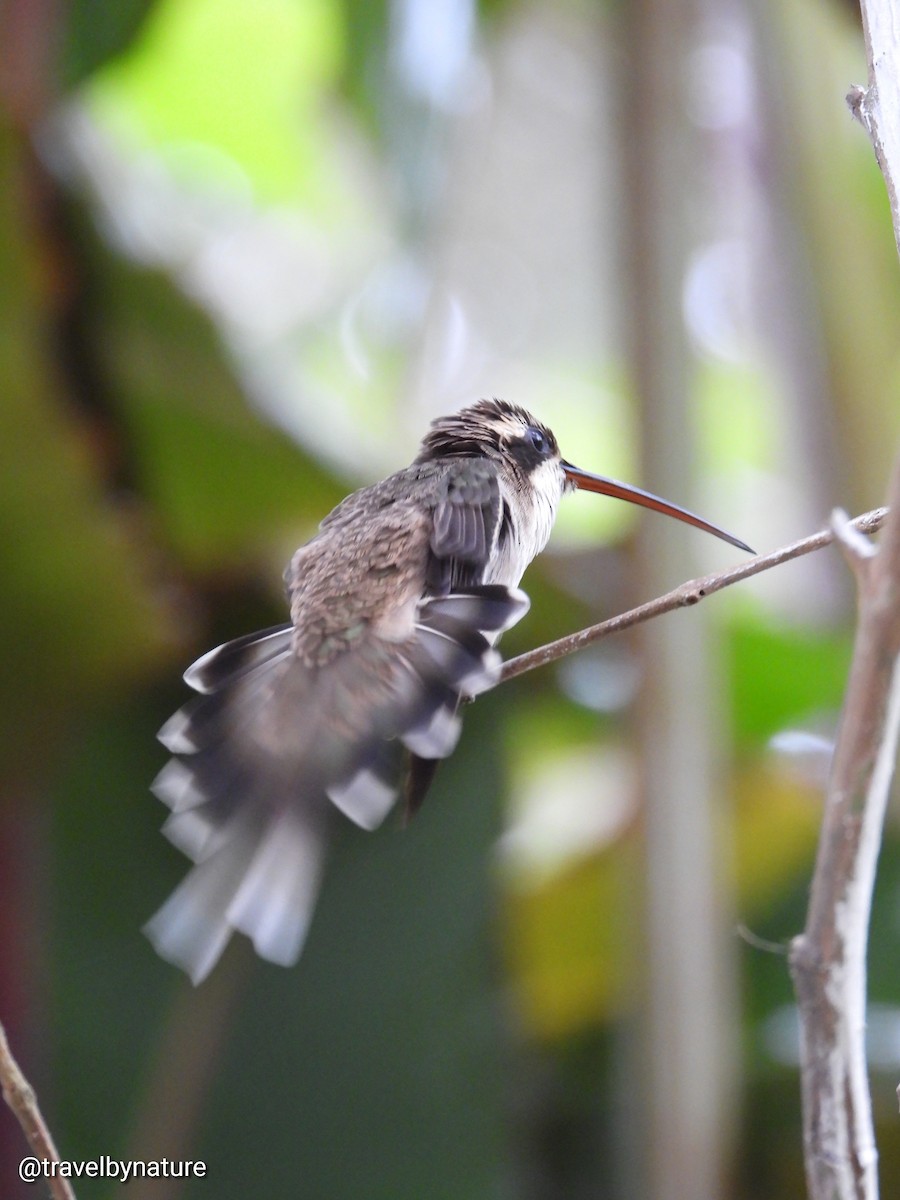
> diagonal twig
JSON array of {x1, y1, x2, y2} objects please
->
[
  {"x1": 501, "y1": 506, "x2": 888, "y2": 683},
  {"x1": 0, "y1": 1018, "x2": 75, "y2": 1200}
]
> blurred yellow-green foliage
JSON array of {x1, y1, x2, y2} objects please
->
[{"x1": 2, "y1": 0, "x2": 900, "y2": 1197}]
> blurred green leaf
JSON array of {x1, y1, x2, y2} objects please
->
[
  {"x1": 0, "y1": 128, "x2": 177, "y2": 778},
  {"x1": 732, "y1": 764, "x2": 820, "y2": 915},
  {"x1": 335, "y1": 0, "x2": 390, "y2": 136},
  {"x1": 62, "y1": 0, "x2": 156, "y2": 89},
  {"x1": 84, "y1": 222, "x2": 346, "y2": 570},
  {"x1": 88, "y1": 0, "x2": 352, "y2": 211},
  {"x1": 729, "y1": 619, "x2": 852, "y2": 745},
  {"x1": 503, "y1": 846, "x2": 635, "y2": 1041}
]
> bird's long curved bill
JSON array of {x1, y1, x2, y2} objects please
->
[{"x1": 561, "y1": 461, "x2": 754, "y2": 554}]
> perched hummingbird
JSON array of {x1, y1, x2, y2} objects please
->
[{"x1": 146, "y1": 398, "x2": 751, "y2": 983}]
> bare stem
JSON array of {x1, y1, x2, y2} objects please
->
[
  {"x1": 501, "y1": 506, "x2": 888, "y2": 683},
  {"x1": 0, "y1": 1018, "x2": 75, "y2": 1200},
  {"x1": 788, "y1": 482, "x2": 900, "y2": 1200},
  {"x1": 773, "y1": 0, "x2": 900, "y2": 1194}
]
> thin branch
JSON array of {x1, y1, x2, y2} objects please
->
[
  {"x1": 849, "y1": 0, "x2": 900, "y2": 262},
  {"x1": 788, "y1": 482, "x2": 900, "y2": 1200},
  {"x1": 500, "y1": 506, "x2": 888, "y2": 683},
  {"x1": 0, "y1": 1018, "x2": 76, "y2": 1200},
  {"x1": 776, "y1": 0, "x2": 900, "y2": 1194}
]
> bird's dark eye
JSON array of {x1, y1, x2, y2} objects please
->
[{"x1": 527, "y1": 427, "x2": 546, "y2": 453}]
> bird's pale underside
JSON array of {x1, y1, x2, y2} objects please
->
[{"x1": 145, "y1": 398, "x2": 752, "y2": 983}]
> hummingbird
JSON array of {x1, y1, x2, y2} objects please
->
[{"x1": 145, "y1": 398, "x2": 751, "y2": 983}]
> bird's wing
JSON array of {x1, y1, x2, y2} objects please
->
[
  {"x1": 317, "y1": 458, "x2": 504, "y2": 589},
  {"x1": 400, "y1": 458, "x2": 513, "y2": 814},
  {"x1": 427, "y1": 458, "x2": 503, "y2": 590}
]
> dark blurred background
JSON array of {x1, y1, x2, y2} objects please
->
[{"x1": 2, "y1": 0, "x2": 899, "y2": 1197}]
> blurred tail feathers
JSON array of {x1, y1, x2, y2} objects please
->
[{"x1": 145, "y1": 584, "x2": 529, "y2": 983}]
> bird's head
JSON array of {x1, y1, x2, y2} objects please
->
[{"x1": 417, "y1": 398, "x2": 752, "y2": 553}]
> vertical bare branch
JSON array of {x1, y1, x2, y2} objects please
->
[
  {"x1": 849, "y1": 2, "x2": 900, "y2": 262},
  {"x1": 789, "y1": 5, "x2": 900, "y2": 1196},
  {"x1": 789, "y1": 490, "x2": 900, "y2": 1200}
]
